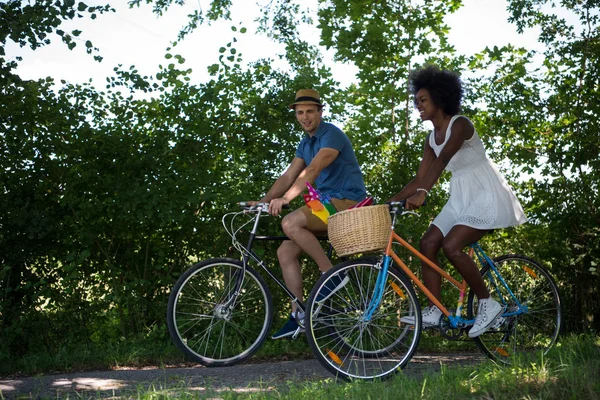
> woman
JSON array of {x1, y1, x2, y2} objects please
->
[{"x1": 390, "y1": 65, "x2": 526, "y2": 338}]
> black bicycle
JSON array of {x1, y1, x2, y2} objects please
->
[{"x1": 166, "y1": 203, "x2": 332, "y2": 366}]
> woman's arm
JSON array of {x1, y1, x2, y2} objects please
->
[
  {"x1": 405, "y1": 117, "x2": 474, "y2": 209},
  {"x1": 388, "y1": 133, "x2": 436, "y2": 202}
]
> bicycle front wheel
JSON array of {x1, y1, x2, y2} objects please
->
[
  {"x1": 167, "y1": 258, "x2": 273, "y2": 367},
  {"x1": 467, "y1": 254, "x2": 562, "y2": 362},
  {"x1": 305, "y1": 257, "x2": 421, "y2": 381}
]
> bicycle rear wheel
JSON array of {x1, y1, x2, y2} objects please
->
[
  {"x1": 167, "y1": 258, "x2": 273, "y2": 367},
  {"x1": 305, "y1": 257, "x2": 421, "y2": 381},
  {"x1": 467, "y1": 254, "x2": 562, "y2": 362}
]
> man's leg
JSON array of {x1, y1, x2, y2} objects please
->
[
  {"x1": 280, "y1": 208, "x2": 331, "y2": 272},
  {"x1": 276, "y1": 239, "x2": 303, "y2": 313},
  {"x1": 272, "y1": 209, "x2": 323, "y2": 340},
  {"x1": 281, "y1": 199, "x2": 357, "y2": 272}
]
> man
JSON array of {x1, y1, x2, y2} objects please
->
[{"x1": 252, "y1": 89, "x2": 367, "y2": 339}]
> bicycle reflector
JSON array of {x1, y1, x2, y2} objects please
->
[
  {"x1": 327, "y1": 349, "x2": 343, "y2": 366},
  {"x1": 388, "y1": 280, "x2": 406, "y2": 299},
  {"x1": 495, "y1": 347, "x2": 510, "y2": 357},
  {"x1": 522, "y1": 265, "x2": 538, "y2": 279}
]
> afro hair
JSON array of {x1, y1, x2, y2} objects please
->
[{"x1": 409, "y1": 65, "x2": 463, "y2": 116}]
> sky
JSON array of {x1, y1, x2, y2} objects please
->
[{"x1": 7, "y1": 0, "x2": 546, "y2": 89}]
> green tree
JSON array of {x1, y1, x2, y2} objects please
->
[
  {"x1": 1, "y1": 0, "x2": 599, "y2": 373},
  {"x1": 0, "y1": 0, "x2": 338, "y2": 364},
  {"x1": 467, "y1": 0, "x2": 600, "y2": 331}
]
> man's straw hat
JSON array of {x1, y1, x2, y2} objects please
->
[{"x1": 289, "y1": 89, "x2": 324, "y2": 109}]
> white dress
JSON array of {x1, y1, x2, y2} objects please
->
[{"x1": 430, "y1": 115, "x2": 527, "y2": 236}]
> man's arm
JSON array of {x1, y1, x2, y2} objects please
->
[
  {"x1": 259, "y1": 157, "x2": 306, "y2": 203},
  {"x1": 268, "y1": 148, "x2": 339, "y2": 215},
  {"x1": 286, "y1": 148, "x2": 339, "y2": 201}
]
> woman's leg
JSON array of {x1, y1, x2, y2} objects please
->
[
  {"x1": 442, "y1": 225, "x2": 489, "y2": 299},
  {"x1": 419, "y1": 225, "x2": 445, "y2": 304}
]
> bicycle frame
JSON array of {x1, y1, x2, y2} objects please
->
[
  {"x1": 365, "y1": 205, "x2": 527, "y2": 330},
  {"x1": 470, "y1": 242, "x2": 527, "y2": 318},
  {"x1": 225, "y1": 205, "x2": 332, "y2": 316}
]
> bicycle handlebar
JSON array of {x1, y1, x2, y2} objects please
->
[
  {"x1": 236, "y1": 200, "x2": 420, "y2": 216},
  {"x1": 387, "y1": 199, "x2": 427, "y2": 212},
  {"x1": 387, "y1": 200, "x2": 406, "y2": 208},
  {"x1": 237, "y1": 202, "x2": 290, "y2": 213},
  {"x1": 237, "y1": 201, "x2": 268, "y2": 212}
]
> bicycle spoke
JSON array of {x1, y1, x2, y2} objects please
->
[
  {"x1": 167, "y1": 259, "x2": 272, "y2": 366},
  {"x1": 469, "y1": 255, "x2": 561, "y2": 362},
  {"x1": 306, "y1": 259, "x2": 421, "y2": 380}
]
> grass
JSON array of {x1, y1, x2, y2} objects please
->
[
  {"x1": 130, "y1": 334, "x2": 600, "y2": 400},
  {"x1": 2, "y1": 334, "x2": 597, "y2": 399},
  {"x1": 0, "y1": 326, "x2": 481, "y2": 377}
]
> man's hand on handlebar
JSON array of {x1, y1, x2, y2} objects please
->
[
  {"x1": 238, "y1": 199, "x2": 289, "y2": 215},
  {"x1": 267, "y1": 197, "x2": 289, "y2": 216}
]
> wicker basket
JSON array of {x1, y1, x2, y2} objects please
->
[{"x1": 328, "y1": 205, "x2": 391, "y2": 257}]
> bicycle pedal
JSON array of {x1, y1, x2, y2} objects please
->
[
  {"x1": 291, "y1": 327, "x2": 304, "y2": 340},
  {"x1": 491, "y1": 316, "x2": 505, "y2": 330}
]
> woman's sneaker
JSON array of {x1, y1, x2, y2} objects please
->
[
  {"x1": 271, "y1": 314, "x2": 303, "y2": 340},
  {"x1": 468, "y1": 297, "x2": 504, "y2": 338},
  {"x1": 400, "y1": 305, "x2": 442, "y2": 328}
]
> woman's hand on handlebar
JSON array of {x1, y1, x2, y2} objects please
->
[{"x1": 405, "y1": 191, "x2": 427, "y2": 210}]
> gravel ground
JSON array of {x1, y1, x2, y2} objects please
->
[{"x1": 0, "y1": 352, "x2": 485, "y2": 399}]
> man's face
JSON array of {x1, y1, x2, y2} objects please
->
[{"x1": 295, "y1": 104, "x2": 322, "y2": 135}]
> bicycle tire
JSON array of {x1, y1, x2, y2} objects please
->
[
  {"x1": 467, "y1": 254, "x2": 562, "y2": 362},
  {"x1": 305, "y1": 257, "x2": 421, "y2": 381},
  {"x1": 167, "y1": 258, "x2": 273, "y2": 367}
]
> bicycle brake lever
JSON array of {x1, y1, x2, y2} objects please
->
[{"x1": 401, "y1": 210, "x2": 421, "y2": 217}]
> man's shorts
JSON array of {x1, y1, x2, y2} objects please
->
[{"x1": 298, "y1": 198, "x2": 358, "y2": 233}]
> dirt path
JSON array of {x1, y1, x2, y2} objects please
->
[{"x1": 0, "y1": 352, "x2": 485, "y2": 399}]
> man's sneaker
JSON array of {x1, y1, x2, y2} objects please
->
[
  {"x1": 271, "y1": 314, "x2": 304, "y2": 340},
  {"x1": 315, "y1": 271, "x2": 349, "y2": 303},
  {"x1": 468, "y1": 297, "x2": 504, "y2": 338},
  {"x1": 400, "y1": 305, "x2": 443, "y2": 328}
]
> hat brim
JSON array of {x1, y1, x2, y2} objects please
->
[{"x1": 288, "y1": 100, "x2": 324, "y2": 109}]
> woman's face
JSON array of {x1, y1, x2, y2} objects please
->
[{"x1": 415, "y1": 88, "x2": 440, "y2": 121}]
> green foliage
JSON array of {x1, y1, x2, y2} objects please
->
[
  {"x1": 1, "y1": 0, "x2": 599, "y2": 374},
  {"x1": 0, "y1": 0, "x2": 113, "y2": 63},
  {"x1": 315, "y1": 0, "x2": 465, "y2": 213},
  {"x1": 0, "y1": 0, "x2": 334, "y2": 364},
  {"x1": 467, "y1": 0, "x2": 600, "y2": 332}
]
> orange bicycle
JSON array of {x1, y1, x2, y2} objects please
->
[{"x1": 304, "y1": 202, "x2": 562, "y2": 380}]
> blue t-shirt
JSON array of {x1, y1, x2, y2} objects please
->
[{"x1": 295, "y1": 121, "x2": 367, "y2": 202}]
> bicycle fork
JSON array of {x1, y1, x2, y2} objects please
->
[{"x1": 363, "y1": 256, "x2": 391, "y2": 321}]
